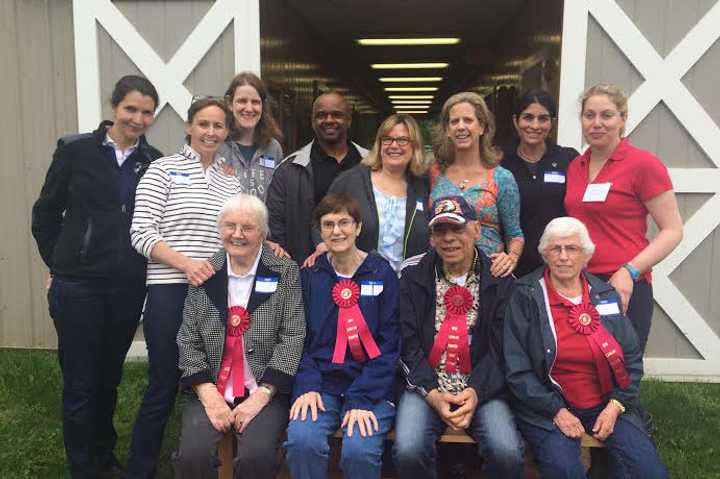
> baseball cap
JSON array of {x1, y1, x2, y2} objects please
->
[{"x1": 428, "y1": 196, "x2": 477, "y2": 227}]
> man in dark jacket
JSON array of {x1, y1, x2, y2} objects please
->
[
  {"x1": 32, "y1": 74, "x2": 163, "y2": 479},
  {"x1": 266, "y1": 92, "x2": 368, "y2": 263},
  {"x1": 393, "y1": 196, "x2": 524, "y2": 479}
]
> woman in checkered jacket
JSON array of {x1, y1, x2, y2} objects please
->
[{"x1": 174, "y1": 193, "x2": 306, "y2": 479}]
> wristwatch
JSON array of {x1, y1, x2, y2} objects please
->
[
  {"x1": 609, "y1": 398, "x2": 626, "y2": 414},
  {"x1": 258, "y1": 383, "x2": 276, "y2": 398},
  {"x1": 622, "y1": 263, "x2": 641, "y2": 282}
]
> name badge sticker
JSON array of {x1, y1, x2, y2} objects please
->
[
  {"x1": 255, "y1": 276, "x2": 279, "y2": 294},
  {"x1": 596, "y1": 300, "x2": 621, "y2": 316},
  {"x1": 582, "y1": 183, "x2": 612, "y2": 202},
  {"x1": 360, "y1": 280, "x2": 384, "y2": 296},
  {"x1": 168, "y1": 171, "x2": 191, "y2": 185},
  {"x1": 259, "y1": 156, "x2": 276, "y2": 169},
  {"x1": 415, "y1": 200, "x2": 424, "y2": 212},
  {"x1": 544, "y1": 171, "x2": 566, "y2": 184}
]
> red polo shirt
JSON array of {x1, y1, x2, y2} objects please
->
[{"x1": 564, "y1": 138, "x2": 673, "y2": 281}]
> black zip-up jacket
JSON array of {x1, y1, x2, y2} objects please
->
[
  {"x1": 31, "y1": 121, "x2": 163, "y2": 280},
  {"x1": 327, "y1": 164, "x2": 430, "y2": 262},
  {"x1": 398, "y1": 249, "x2": 514, "y2": 405}
]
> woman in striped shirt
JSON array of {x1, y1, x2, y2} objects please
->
[{"x1": 126, "y1": 97, "x2": 240, "y2": 477}]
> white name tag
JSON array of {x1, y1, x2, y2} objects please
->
[
  {"x1": 259, "y1": 156, "x2": 275, "y2": 169},
  {"x1": 360, "y1": 281, "x2": 383, "y2": 296},
  {"x1": 169, "y1": 171, "x2": 191, "y2": 184},
  {"x1": 544, "y1": 171, "x2": 566, "y2": 184},
  {"x1": 415, "y1": 200, "x2": 424, "y2": 212},
  {"x1": 255, "y1": 276, "x2": 278, "y2": 293},
  {"x1": 582, "y1": 183, "x2": 612, "y2": 202},
  {"x1": 597, "y1": 301, "x2": 621, "y2": 316}
]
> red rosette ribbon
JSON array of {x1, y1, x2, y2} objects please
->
[
  {"x1": 428, "y1": 285, "x2": 473, "y2": 374},
  {"x1": 216, "y1": 306, "x2": 251, "y2": 398},
  {"x1": 331, "y1": 280, "x2": 381, "y2": 364},
  {"x1": 567, "y1": 303, "x2": 600, "y2": 335}
]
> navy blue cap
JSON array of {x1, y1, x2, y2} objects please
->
[{"x1": 428, "y1": 196, "x2": 477, "y2": 227}]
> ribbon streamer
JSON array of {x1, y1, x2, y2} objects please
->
[
  {"x1": 216, "y1": 306, "x2": 251, "y2": 397},
  {"x1": 331, "y1": 279, "x2": 381, "y2": 364},
  {"x1": 428, "y1": 285, "x2": 473, "y2": 374}
]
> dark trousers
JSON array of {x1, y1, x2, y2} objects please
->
[
  {"x1": 126, "y1": 283, "x2": 188, "y2": 478},
  {"x1": 48, "y1": 275, "x2": 145, "y2": 479},
  {"x1": 173, "y1": 392, "x2": 290, "y2": 479}
]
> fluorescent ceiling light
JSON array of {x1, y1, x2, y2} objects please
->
[
  {"x1": 371, "y1": 62, "x2": 449, "y2": 69},
  {"x1": 379, "y1": 77, "x2": 443, "y2": 83},
  {"x1": 388, "y1": 95, "x2": 434, "y2": 99},
  {"x1": 358, "y1": 38, "x2": 461, "y2": 46},
  {"x1": 395, "y1": 110, "x2": 429, "y2": 114},
  {"x1": 385, "y1": 87, "x2": 439, "y2": 92},
  {"x1": 391, "y1": 100, "x2": 432, "y2": 104}
]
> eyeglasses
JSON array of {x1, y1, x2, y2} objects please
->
[
  {"x1": 381, "y1": 136, "x2": 411, "y2": 147},
  {"x1": 220, "y1": 222, "x2": 259, "y2": 235},
  {"x1": 546, "y1": 244, "x2": 583, "y2": 256},
  {"x1": 320, "y1": 219, "x2": 356, "y2": 231}
]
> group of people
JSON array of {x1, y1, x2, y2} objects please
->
[{"x1": 31, "y1": 71, "x2": 682, "y2": 479}]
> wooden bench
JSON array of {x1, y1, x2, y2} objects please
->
[{"x1": 217, "y1": 427, "x2": 604, "y2": 478}]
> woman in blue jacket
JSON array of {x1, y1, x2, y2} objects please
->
[
  {"x1": 503, "y1": 217, "x2": 667, "y2": 478},
  {"x1": 285, "y1": 193, "x2": 400, "y2": 479}
]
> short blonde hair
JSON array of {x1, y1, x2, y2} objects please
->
[
  {"x1": 362, "y1": 114, "x2": 428, "y2": 177},
  {"x1": 433, "y1": 92, "x2": 501, "y2": 171},
  {"x1": 580, "y1": 83, "x2": 628, "y2": 137}
]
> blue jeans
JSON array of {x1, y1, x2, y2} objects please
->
[
  {"x1": 49, "y1": 276, "x2": 145, "y2": 478},
  {"x1": 126, "y1": 283, "x2": 188, "y2": 478},
  {"x1": 518, "y1": 404, "x2": 668, "y2": 479},
  {"x1": 285, "y1": 393, "x2": 395, "y2": 479},
  {"x1": 393, "y1": 390, "x2": 525, "y2": 479}
]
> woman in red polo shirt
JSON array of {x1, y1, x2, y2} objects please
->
[{"x1": 565, "y1": 83, "x2": 683, "y2": 352}]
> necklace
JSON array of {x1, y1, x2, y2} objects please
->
[
  {"x1": 516, "y1": 145, "x2": 544, "y2": 164},
  {"x1": 458, "y1": 178, "x2": 470, "y2": 190}
]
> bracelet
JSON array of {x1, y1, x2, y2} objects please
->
[
  {"x1": 622, "y1": 263, "x2": 641, "y2": 281},
  {"x1": 609, "y1": 398, "x2": 626, "y2": 414},
  {"x1": 258, "y1": 383, "x2": 276, "y2": 398}
]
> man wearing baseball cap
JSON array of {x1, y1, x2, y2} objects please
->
[{"x1": 393, "y1": 196, "x2": 524, "y2": 479}]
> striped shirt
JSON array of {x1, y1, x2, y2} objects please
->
[{"x1": 131, "y1": 144, "x2": 241, "y2": 284}]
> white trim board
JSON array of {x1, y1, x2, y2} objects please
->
[
  {"x1": 72, "y1": 0, "x2": 260, "y2": 131},
  {"x1": 558, "y1": 0, "x2": 720, "y2": 379}
]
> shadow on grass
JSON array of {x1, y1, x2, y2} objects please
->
[{"x1": 1, "y1": 350, "x2": 719, "y2": 478}]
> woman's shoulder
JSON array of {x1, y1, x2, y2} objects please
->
[
  {"x1": 261, "y1": 247, "x2": 300, "y2": 276},
  {"x1": 331, "y1": 164, "x2": 371, "y2": 190}
]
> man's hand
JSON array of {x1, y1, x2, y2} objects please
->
[
  {"x1": 289, "y1": 391, "x2": 325, "y2": 421},
  {"x1": 446, "y1": 387, "x2": 479, "y2": 429},
  {"x1": 302, "y1": 243, "x2": 328, "y2": 268},
  {"x1": 231, "y1": 388, "x2": 271, "y2": 433},
  {"x1": 341, "y1": 409, "x2": 379, "y2": 437},
  {"x1": 426, "y1": 389, "x2": 462, "y2": 430},
  {"x1": 553, "y1": 407, "x2": 585, "y2": 439}
]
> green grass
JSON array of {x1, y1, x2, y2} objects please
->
[
  {"x1": 0, "y1": 349, "x2": 180, "y2": 478},
  {"x1": 1, "y1": 350, "x2": 719, "y2": 478}
]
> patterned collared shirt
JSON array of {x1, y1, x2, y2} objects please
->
[{"x1": 434, "y1": 256, "x2": 480, "y2": 393}]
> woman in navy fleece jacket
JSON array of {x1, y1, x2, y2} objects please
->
[{"x1": 285, "y1": 193, "x2": 400, "y2": 479}]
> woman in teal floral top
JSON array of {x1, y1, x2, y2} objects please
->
[{"x1": 431, "y1": 92, "x2": 524, "y2": 277}]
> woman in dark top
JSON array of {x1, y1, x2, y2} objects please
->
[
  {"x1": 31, "y1": 75, "x2": 163, "y2": 478},
  {"x1": 502, "y1": 89, "x2": 579, "y2": 277}
]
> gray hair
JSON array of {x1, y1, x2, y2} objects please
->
[
  {"x1": 217, "y1": 193, "x2": 269, "y2": 239},
  {"x1": 538, "y1": 217, "x2": 596, "y2": 258}
]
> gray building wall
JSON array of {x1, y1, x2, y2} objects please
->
[{"x1": 1, "y1": 0, "x2": 718, "y2": 376}]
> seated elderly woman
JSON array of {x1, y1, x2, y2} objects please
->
[
  {"x1": 174, "y1": 193, "x2": 306, "y2": 479},
  {"x1": 503, "y1": 216, "x2": 667, "y2": 479},
  {"x1": 284, "y1": 193, "x2": 400, "y2": 479}
]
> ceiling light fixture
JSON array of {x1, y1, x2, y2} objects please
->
[
  {"x1": 391, "y1": 100, "x2": 433, "y2": 104},
  {"x1": 394, "y1": 110, "x2": 429, "y2": 114},
  {"x1": 371, "y1": 62, "x2": 449, "y2": 69},
  {"x1": 357, "y1": 38, "x2": 460, "y2": 46},
  {"x1": 379, "y1": 77, "x2": 443, "y2": 83},
  {"x1": 388, "y1": 95, "x2": 435, "y2": 99},
  {"x1": 385, "y1": 87, "x2": 438, "y2": 92}
]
